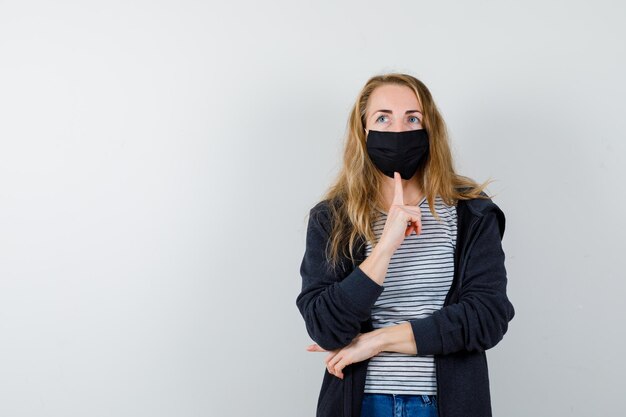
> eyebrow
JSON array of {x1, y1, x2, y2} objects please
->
[{"x1": 371, "y1": 109, "x2": 423, "y2": 117}]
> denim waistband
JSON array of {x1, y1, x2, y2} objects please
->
[{"x1": 363, "y1": 393, "x2": 436, "y2": 405}]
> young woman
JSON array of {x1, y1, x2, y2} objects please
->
[{"x1": 295, "y1": 73, "x2": 515, "y2": 417}]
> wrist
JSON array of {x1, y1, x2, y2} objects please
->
[
  {"x1": 372, "y1": 242, "x2": 394, "y2": 260},
  {"x1": 377, "y1": 322, "x2": 417, "y2": 355},
  {"x1": 373, "y1": 327, "x2": 391, "y2": 354}
]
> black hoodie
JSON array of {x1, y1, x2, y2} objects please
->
[{"x1": 296, "y1": 191, "x2": 515, "y2": 417}]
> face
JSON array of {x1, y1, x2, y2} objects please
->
[{"x1": 364, "y1": 84, "x2": 423, "y2": 135}]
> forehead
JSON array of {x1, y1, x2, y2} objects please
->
[{"x1": 367, "y1": 84, "x2": 420, "y2": 113}]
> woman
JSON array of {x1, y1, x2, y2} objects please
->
[{"x1": 296, "y1": 73, "x2": 515, "y2": 417}]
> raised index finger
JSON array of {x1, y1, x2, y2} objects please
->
[{"x1": 392, "y1": 172, "x2": 404, "y2": 206}]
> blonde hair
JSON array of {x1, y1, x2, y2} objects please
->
[{"x1": 313, "y1": 72, "x2": 494, "y2": 271}]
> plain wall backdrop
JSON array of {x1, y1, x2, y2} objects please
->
[{"x1": 1, "y1": 0, "x2": 624, "y2": 416}]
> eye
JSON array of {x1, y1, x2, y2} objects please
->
[
  {"x1": 408, "y1": 116, "x2": 420, "y2": 124},
  {"x1": 375, "y1": 115, "x2": 388, "y2": 123}
]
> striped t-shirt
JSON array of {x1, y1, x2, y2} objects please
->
[{"x1": 363, "y1": 194, "x2": 458, "y2": 395}]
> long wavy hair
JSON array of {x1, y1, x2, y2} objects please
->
[{"x1": 312, "y1": 72, "x2": 494, "y2": 271}]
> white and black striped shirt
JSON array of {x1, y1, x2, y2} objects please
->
[{"x1": 364, "y1": 194, "x2": 458, "y2": 395}]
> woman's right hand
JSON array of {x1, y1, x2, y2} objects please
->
[{"x1": 376, "y1": 172, "x2": 423, "y2": 256}]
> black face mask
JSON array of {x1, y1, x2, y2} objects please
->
[{"x1": 366, "y1": 128, "x2": 430, "y2": 180}]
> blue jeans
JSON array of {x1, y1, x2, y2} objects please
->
[{"x1": 360, "y1": 393, "x2": 438, "y2": 417}]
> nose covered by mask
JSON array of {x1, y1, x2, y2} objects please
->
[{"x1": 366, "y1": 128, "x2": 430, "y2": 180}]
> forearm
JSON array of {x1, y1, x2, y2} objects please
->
[
  {"x1": 360, "y1": 247, "x2": 418, "y2": 355},
  {"x1": 358, "y1": 245, "x2": 394, "y2": 286},
  {"x1": 378, "y1": 322, "x2": 418, "y2": 355}
]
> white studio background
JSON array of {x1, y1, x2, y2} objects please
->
[{"x1": 0, "y1": 1, "x2": 624, "y2": 416}]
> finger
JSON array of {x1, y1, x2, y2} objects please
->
[
  {"x1": 334, "y1": 366, "x2": 344, "y2": 379},
  {"x1": 324, "y1": 351, "x2": 339, "y2": 366},
  {"x1": 328, "y1": 352, "x2": 342, "y2": 370},
  {"x1": 326, "y1": 352, "x2": 344, "y2": 379},
  {"x1": 392, "y1": 172, "x2": 404, "y2": 206},
  {"x1": 405, "y1": 219, "x2": 421, "y2": 236},
  {"x1": 306, "y1": 344, "x2": 326, "y2": 352},
  {"x1": 413, "y1": 217, "x2": 422, "y2": 235},
  {"x1": 329, "y1": 357, "x2": 345, "y2": 379},
  {"x1": 329, "y1": 351, "x2": 349, "y2": 378},
  {"x1": 401, "y1": 208, "x2": 422, "y2": 235},
  {"x1": 407, "y1": 221, "x2": 420, "y2": 236},
  {"x1": 326, "y1": 360, "x2": 340, "y2": 378}
]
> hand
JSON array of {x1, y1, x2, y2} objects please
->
[
  {"x1": 305, "y1": 331, "x2": 383, "y2": 379},
  {"x1": 377, "y1": 172, "x2": 423, "y2": 255}
]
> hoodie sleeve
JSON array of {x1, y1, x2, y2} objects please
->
[
  {"x1": 296, "y1": 202, "x2": 385, "y2": 351},
  {"x1": 408, "y1": 207, "x2": 515, "y2": 355}
]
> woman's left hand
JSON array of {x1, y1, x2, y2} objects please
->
[{"x1": 305, "y1": 330, "x2": 384, "y2": 379}]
